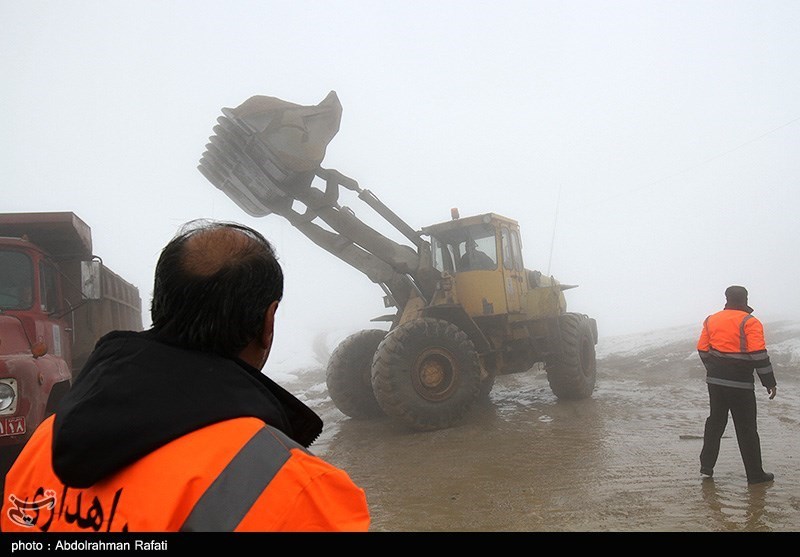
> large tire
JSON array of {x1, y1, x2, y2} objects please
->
[
  {"x1": 545, "y1": 313, "x2": 597, "y2": 399},
  {"x1": 371, "y1": 318, "x2": 481, "y2": 431},
  {"x1": 326, "y1": 329, "x2": 387, "y2": 418}
]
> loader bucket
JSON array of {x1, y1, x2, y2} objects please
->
[{"x1": 198, "y1": 91, "x2": 343, "y2": 217}]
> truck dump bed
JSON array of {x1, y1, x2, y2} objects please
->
[{"x1": 0, "y1": 212, "x2": 93, "y2": 258}]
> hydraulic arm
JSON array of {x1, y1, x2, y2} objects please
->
[{"x1": 198, "y1": 91, "x2": 438, "y2": 310}]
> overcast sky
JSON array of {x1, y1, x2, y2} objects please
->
[{"x1": 2, "y1": 1, "x2": 798, "y2": 371}]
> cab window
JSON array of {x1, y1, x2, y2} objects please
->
[
  {"x1": 0, "y1": 250, "x2": 33, "y2": 310},
  {"x1": 39, "y1": 261, "x2": 60, "y2": 313},
  {"x1": 430, "y1": 223, "x2": 497, "y2": 272},
  {"x1": 510, "y1": 229, "x2": 523, "y2": 271},
  {"x1": 501, "y1": 226, "x2": 524, "y2": 271},
  {"x1": 501, "y1": 226, "x2": 513, "y2": 270}
]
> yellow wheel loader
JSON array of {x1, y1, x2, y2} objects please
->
[{"x1": 198, "y1": 91, "x2": 598, "y2": 432}]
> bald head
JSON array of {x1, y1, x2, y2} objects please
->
[
  {"x1": 150, "y1": 220, "x2": 283, "y2": 358},
  {"x1": 183, "y1": 225, "x2": 265, "y2": 277}
]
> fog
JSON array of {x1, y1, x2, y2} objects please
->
[{"x1": 2, "y1": 1, "x2": 798, "y2": 373}]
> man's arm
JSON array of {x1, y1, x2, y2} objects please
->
[
  {"x1": 746, "y1": 318, "x2": 777, "y2": 395},
  {"x1": 697, "y1": 317, "x2": 711, "y2": 364}
]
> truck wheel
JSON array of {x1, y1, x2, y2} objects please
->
[
  {"x1": 545, "y1": 313, "x2": 597, "y2": 399},
  {"x1": 326, "y1": 329, "x2": 387, "y2": 418},
  {"x1": 371, "y1": 318, "x2": 481, "y2": 431}
]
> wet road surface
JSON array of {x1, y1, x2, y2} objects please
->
[{"x1": 294, "y1": 324, "x2": 800, "y2": 532}]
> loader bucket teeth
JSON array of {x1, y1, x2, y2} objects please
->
[
  {"x1": 200, "y1": 139, "x2": 276, "y2": 218},
  {"x1": 200, "y1": 119, "x2": 290, "y2": 216},
  {"x1": 199, "y1": 91, "x2": 343, "y2": 218}
]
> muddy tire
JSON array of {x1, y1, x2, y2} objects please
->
[
  {"x1": 545, "y1": 313, "x2": 597, "y2": 399},
  {"x1": 326, "y1": 329, "x2": 387, "y2": 418},
  {"x1": 371, "y1": 317, "x2": 481, "y2": 431}
]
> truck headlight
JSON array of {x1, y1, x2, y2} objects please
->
[{"x1": 0, "y1": 379, "x2": 17, "y2": 413}]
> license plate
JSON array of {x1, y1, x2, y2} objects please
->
[{"x1": 0, "y1": 416, "x2": 26, "y2": 437}]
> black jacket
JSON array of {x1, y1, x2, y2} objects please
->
[{"x1": 52, "y1": 330, "x2": 323, "y2": 488}]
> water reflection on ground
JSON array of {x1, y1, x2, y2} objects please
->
[{"x1": 312, "y1": 358, "x2": 799, "y2": 532}]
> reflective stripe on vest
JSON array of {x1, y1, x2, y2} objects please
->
[
  {"x1": 707, "y1": 347, "x2": 770, "y2": 361},
  {"x1": 738, "y1": 314, "x2": 753, "y2": 352},
  {"x1": 180, "y1": 426, "x2": 298, "y2": 532}
]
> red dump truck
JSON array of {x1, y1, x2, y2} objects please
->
[{"x1": 0, "y1": 212, "x2": 143, "y2": 467}]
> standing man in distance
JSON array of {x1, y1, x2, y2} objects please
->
[
  {"x1": 697, "y1": 285, "x2": 777, "y2": 485},
  {"x1": 2, "y1": 220, "x2": 370, "y2": 532}
]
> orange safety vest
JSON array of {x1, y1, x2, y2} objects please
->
[
  {"x1": 697, "y1": 308, "x2": 775, "y2": 390},
  {"x1": 697, "y1": 309, "x2": 767, "y2": 356},
  {"x1": 1, "y1": 416, "x2": 369, "y2": 532}
]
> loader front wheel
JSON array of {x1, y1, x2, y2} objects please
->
[
  {"x1": 545, "y1": 313, "x2": 597, "y2": 399},
  {"x1": 326, "y1": 329, "x2": 387, "y2": 419},
  {"x1": 371, "y1": 318, "x2": 481, "y2": 431}
]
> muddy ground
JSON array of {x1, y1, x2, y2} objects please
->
[
  {"x1": 290, "y1": 322, "x2": 800, "y2": 532},
  {"x1": 1, "y1": 323, "x2": 796, "y2": 534}
]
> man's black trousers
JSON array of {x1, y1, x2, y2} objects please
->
[{"x1": 700, "y1": 383, "x2": 765, "y2": 481}]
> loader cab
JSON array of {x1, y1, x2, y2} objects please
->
[{"x1": 422, "y1": 212, "x2": 526, "y2": 316}]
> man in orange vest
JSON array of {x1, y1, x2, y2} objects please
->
[
  {"x1": 2, "y1": 220, "x2": 370, "y2": 532},
  {"x1": 697, "y1": 285, "x2": 777, "y2": 485}
]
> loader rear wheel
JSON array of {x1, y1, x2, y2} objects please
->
[
  {"x1": 545, "y1": 313, "x2": 597, "y2": 399},
  {"x1": 326, "y1": 329, "x2": 387, "y2": 418},
  {"x1": 371, "y1": 318, "x2": 481, "y2": 431}
]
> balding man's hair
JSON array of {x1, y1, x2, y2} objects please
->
[{"x1": 150, "y1": 220, "x2": 283, "y2": 357}]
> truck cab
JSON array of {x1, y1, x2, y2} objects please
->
[
  {"x1": 0, "y1": 212, "x2": 143, "y2": 461},
  {"x1": 1, "y1": 238, "x2": 74, "y2": 368},
  {"x1": 0, "y1": 237, "x2": 74, "y2": 451}
]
